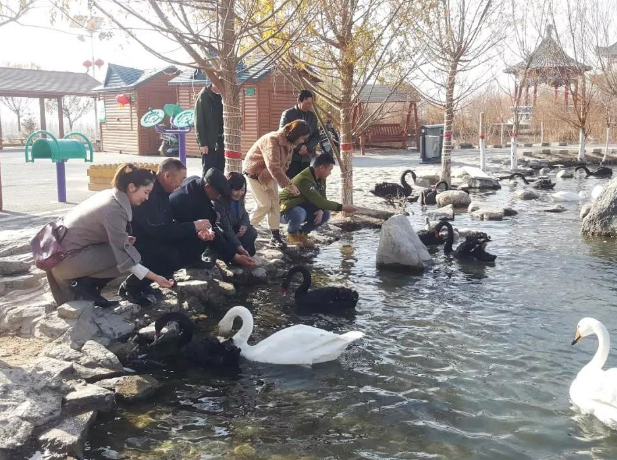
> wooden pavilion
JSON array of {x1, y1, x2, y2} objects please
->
[
  {"x1": 353, "y1": 83, "x2": 420, "y2": 154},
  {"x1": 504, "y1": 25, "x2": 591, "y2": 108},
  {"x1": 0, "y1": 67, "x2": 99, "y2": 210},
  {"x1": 95, "y1": 63, "x2": 177, "y2": 155}
]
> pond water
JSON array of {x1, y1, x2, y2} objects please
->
[{"x1": 85, "y1": 172, "x2": 617, "y2": 460}]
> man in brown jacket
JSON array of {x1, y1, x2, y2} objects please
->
[{"x1": 243, "y1": 120, "x2": 309, "y2": 248}]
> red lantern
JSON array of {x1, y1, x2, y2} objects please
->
[
  {"x1": 116, "y1": 93, "x2": 131, "y2": 108},
  {"x1": 94, "y1": 59, "x2": 104, "y2": 68},
  {"x1": 83, "y1": 60, "x2": 93, "y2": 68}
]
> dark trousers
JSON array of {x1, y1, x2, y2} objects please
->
[
  {"x1": 234, "y1": 224, "x2": 258, "y2": 256},
  {"x1": 286, "y1": 160, "x2": 310, "y2": 179},
  {"x1": 201, "y1": 140, "x2": 225, "y2": 175}
]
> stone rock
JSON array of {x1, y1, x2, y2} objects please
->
[
  {"x1": 45, "y1": 341, "x2": 123, "y2": 381},
  {"x1": 582, "y1": 178, "x2": 617, "y2": 236},
  {"x1": 468, "y1": 202, "x2": 481, "y2": 213},
  {"x1": 436, "y1": 190, "x2": 471, "y2": 208},
  {"x1": 0, "y1": 417, "x2": 34, "y2": 451},
  {"x1": 471, "y1": 208, "x2": 504, "y2": 221},
  {"x1": 0, "y1": 241, "x2": 31, "y2": 258},
  {"x1": 580, "y1": 203, "x2": 592, "y2": 219},
  {"x1": 93, "y1": 308, "x2": 135, "y2": 341},
  {"x1": 543, "y1": 205, "x2": 567, "y2": 213},
  {"x1": 414, "y1": 173, "x2": 440, "y2": 188},
  {"x1": 376, "y1": 215, "x2": 431, "y2": 272},
  {"x1": 210, "y1": 279, "x2": 237, "y2": 297},
  {"x1": 175, "y1": 280, "x2": 210, "y2": 302},
  {"x1": 0, "y1": 273, "x2": 45, "y2": 292},
  {"x1": 427, "y1": 204, "x2": 455, "y2": 221},
  {"x1": 0, "y1": 258, "x2": 31, "y2": 276},
  {"x1": 513, "y1": 189, "x2": 539, "y2": 200},
  {"x1": 233, "y1": 443, "x2": 257, "y2": 458},
  {"x1": 34, "y1": 312, "x2": 73, "y2": 340},
  {"x1": 29, "y1": 357, "x2": 75, "y2": 381},
  {"x1": 258, "y1": 248, "x2": 287, "y2": 260},
  {"x1": 0, "y1": 303, "x2": 48, "y2": 335},
  {"x1": 96, "y1": 375, "x2": 162, "y2": 401},
  {"x1": 64, "y1": 383, "x2": 114, "y2": 413},
  {"x1": 503, "y1": 208, "x2": 518, "y2": 216},
  {"x1": 79, "y1": 341, "x2": 124, "y2": 373},
  {"x1": 556, "y1": 169, "x2": 573, "y2": 179},
  {"x1": 39, "y1": 410, "x2": 97, "y2": 458},
  {"x1": 138, "y1": 320, "x2": 179, "y2": 342},
  {"x1": 57, "y1": 301, "x2": 93, "y2": 320}
]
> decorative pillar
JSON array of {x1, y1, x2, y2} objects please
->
[
  {"x1": 564, "y1": 83, "x2": 569, "y2": 108},
  {"x1": 524, "y1": 84, "x2": 530, "y2": 106},
  {"x1": 39, "y1": 97, "x2": 47, "y2": 137}
]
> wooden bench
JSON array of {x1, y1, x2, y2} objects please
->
[{"x1": 359, "y1": 123, "x2": 408, "y2": 154}]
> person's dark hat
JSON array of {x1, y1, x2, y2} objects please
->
[{"x1": 204, "y1": 168, "x2": 230, "y2": 198}]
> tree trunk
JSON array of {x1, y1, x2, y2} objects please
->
[
  {"x1": 603, "y1": 126, "x2": 610, "y2": 163},
  {"x1": 16, "y1": 114, "x2": 21, "y2": 134},
  {"x1": 441, "y1": 63, "x2": 457, "y2": 184},
  {"x1": 510, "y1": 135, "x2": 517, "y2": 170},
  {"x1": 578, "y1": 128, "x2": 586, "y2": 162},
  {"x1": 339, "y1": 58, "x2": 354, "y2": 207},
  {"x1": 222, "y1": 83, "x2": 243, "y2": 173}
]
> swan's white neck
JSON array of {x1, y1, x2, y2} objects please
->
[
  {"x1": 231, "y1": 308, "x2": 254, "y2": 348},
  {"x1": 585, "y1": 321, "x2": 610, "y2": 371}
]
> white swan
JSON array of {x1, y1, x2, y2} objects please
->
[
  {"x1": 218, "y1": 306, "x2": 364, "y2": 365},
  {"x1": 570, "y1": 318, "x2": 617, "y2": 429},
  {"x1": 551, "y1": 191, "x2": 582, "y2": 202}
]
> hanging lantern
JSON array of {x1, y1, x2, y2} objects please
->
[
  {"x1": 83, "y1": 60, "x2": 93, "y2": 69},
  {"x1": 94, "y1": 58, "x2": 104, "y2": 68},
  {"x1": 116, "y1": 93, "x2": 131, "y2": 108}
]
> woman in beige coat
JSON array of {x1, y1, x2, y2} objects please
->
[
  {"x1": 243, "y1": 120, "x2": 308, "y2": 248},
  {"x1": 48, "y1": 164, "x2": 174, "y2": 307}
]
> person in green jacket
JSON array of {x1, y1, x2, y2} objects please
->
[
  {"x1": 280, "y1": 153, "x2": 356, "y2": 248},
  {"x1": 194, "y1": 84, "x2": 224, "y2": 175}
]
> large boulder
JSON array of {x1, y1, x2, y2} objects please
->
[
  {"x1": 427, "y1": 204, "x2": 454, "y2": 221},
  {"x1": 376, "y1": 215, "x2": 431, "y2": 272},
  {"x1": 513, "y1": 189, "x2": 539, "y2": 200},
  {"x1": 471, "y1": 208, "x2": 504, "y2": 221},
  {"x1": 580, "y1": 203, "x2": 592, "y2": 220},
  {"x1": 582, "y1": 178, "x2": 617, "y2": 236},
  {"x1": 436, "y1": 190, "x2": 472, "y2": 208}
]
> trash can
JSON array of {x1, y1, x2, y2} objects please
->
[{"x1": 420, "y1": 124, "x2": 444, "y2": 163}]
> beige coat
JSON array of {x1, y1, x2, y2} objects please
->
[
  {"x1": 243, "y1": 129, "x2": 294, "y2": 188},
  {"x1": 61, "y1": 188, "x2": 141, "y2": 272}
]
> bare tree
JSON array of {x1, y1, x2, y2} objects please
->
[
  {"x1": 501, "y1": 0, "x2": 551, "y2": 169},
  {"x1": 0, "y1": 0, "x2": 34, "y2": 27},
  {"x1": 413, "y1": 0, "x2": 504, "y2": 184},
  {"x1": 88, "y1": 0, "x2": 307, "y2": 172},
  {"x1": 46, "y1": 96, "x2": 94, "y2": 131},
  {"x1": 1, "y1": 97, "x2": 30, "y2": 133},
  {"x1": 280, "y1": 0, "x2": 419, "y2": 206}
]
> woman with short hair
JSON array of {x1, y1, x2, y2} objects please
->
[
  {"x1": 243, "y1": 120, "x2": 308, "y2": 248},
  {"x1": 46, "y1": 163, "x2": 174, "y2": 307}
]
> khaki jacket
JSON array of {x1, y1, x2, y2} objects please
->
[
  {"x1": 62, "y1": 188, "x2": 141, "y2": 272},
  {"x1": 243, "y1": 129, "x2": 294, "y2": 188}
]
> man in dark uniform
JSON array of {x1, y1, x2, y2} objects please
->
[
  {"x1": 194, "y1": 83, "x2": 225, "y2": 175},
  {"x1": 279, "y1": 89, "x2": 320, "y2": 179}
]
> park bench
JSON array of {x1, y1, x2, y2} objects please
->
[{"x1": 359, "y1": 123, "x2": 408, "y2": 154}]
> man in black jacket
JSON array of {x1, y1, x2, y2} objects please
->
[
  {"x1": 119, "y1": 159, "x2": 213, "y2": 306},
  {"x1": 194, "y1": 83, "x2": 225, "y2": 175},
  {"x1": 170, "y1": 168, "x2": 256, "y2": 271},
  {"x1": 279, "y1": 89, "x2": 320, "y2": 179}
]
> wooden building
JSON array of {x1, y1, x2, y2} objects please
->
[
  {"x1": 169, "y1": 65, "x2": 297, "y2": 156},
  {"x1": 96, "y1": 64, "x2": 177, "y2": 155}
]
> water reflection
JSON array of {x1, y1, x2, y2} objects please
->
[{"x1": 85, "y1": 171, "x2": 617, "y2": 460}]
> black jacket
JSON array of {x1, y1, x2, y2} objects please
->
[
  {"x1": 169, "y1": 176, "x2": 236, "y2": 262},
  {"x1": 131, "y1": 179, "x2": 196, "y2": 248},
  {"x1": 214, "y1": 198, "x2": 251, "y2": 249},
  {"x1": 194, "y1": 86, "x2": 224, "y2": 148},
  {"x1": 279, "y1": 106, "x2": 319, "y2": 163}
]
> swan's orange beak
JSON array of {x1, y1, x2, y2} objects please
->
[{"x1": 572, "y1": 330, "x2": 582, "y2": 345}]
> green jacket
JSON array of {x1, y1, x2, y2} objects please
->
[
  {"x1": 194, "y1": 86, "x2": 224, "y2": 148},
  {"x1": 280, "y1": 167, "x2": 342, "y2": 213}
]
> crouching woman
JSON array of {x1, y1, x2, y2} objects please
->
[{"x1": 47, "y1": 164, "x2": 175, "y2": 307}]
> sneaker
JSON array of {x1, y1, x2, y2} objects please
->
[
  {"x1": 118, "y1": 284, "x2": 153, "y2": 307},
  {"x1": 267, "y1": 235, "x2": 287, "y2": 249},
  {"x1": 286, "y1": 232, "x2": 305, "y2": 247},
  {"x1": 299, "y1": 233, "x2": 316, "y2": 249}
]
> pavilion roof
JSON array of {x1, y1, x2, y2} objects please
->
[{"x1": 0, "y1": 67, "x2": 100, "y2": 98}]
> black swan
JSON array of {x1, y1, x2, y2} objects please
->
[
  {"x1": 575, "y1": 165, "x2": 613, "y2": 178},
  {"x1": 153, "y1": 312, "x2": 241, "y2": 367},
  {"x1": 370, "y1": 170, "x2": 417, "y2": 200},
  {"x1": 418, "y1": 220, "x2": 454, "y2": 246},
  {"x1": 444, "y1": 231, "x2": 497, "y2": 262},
  {"x1": 420, "y1": 180, "x2": 449, "y2": 205},
  {"x1": 281, "y1": 266, "x2": 358, "y2": 310},
  {"x1": 507, "y1": 173, "x2": 556, "y2": 189}
]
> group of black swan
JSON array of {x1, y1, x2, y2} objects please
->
[
  {"x1": 370, "y1": 169, "x2": 450, "y2": 205},
  {"x1": 417, "y1": 220, "x2": 497, "y2": 262},
  {"x1": 506, "y1": 172, "x2": 556, "y2": 189},
  {"x1": 575, "y1": 165, "x2": 613, "y2": 177}
]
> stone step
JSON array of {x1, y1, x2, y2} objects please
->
[
  {"x1": 0, "y1": 272, "x2": 46, "y2": 296},
  {"x1": 0, "y1": 257, "x2": 32, "y2": 276},
  {"x1": 0, "y1": 240, "x2": 32, "y2": 258}
]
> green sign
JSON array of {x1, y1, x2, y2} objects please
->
[{"x1": 245, "y1": 87, "x2": 256, "y2": 97}]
